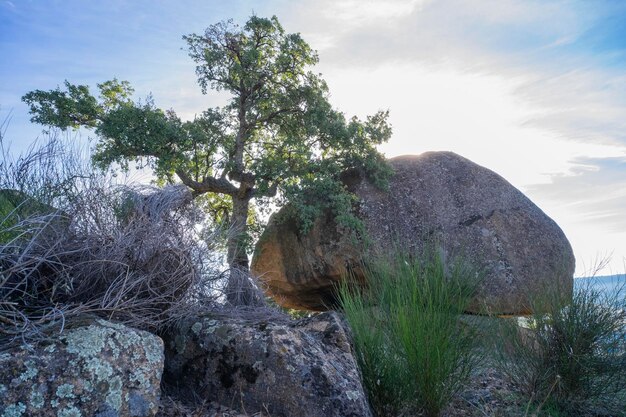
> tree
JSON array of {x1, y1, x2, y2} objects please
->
[{"x1": 22, "y1": 15, "x2": 392, "y2": 303}]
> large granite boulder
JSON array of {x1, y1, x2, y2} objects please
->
[
  {"x1": 0, "y1": 319, "x2": 164, "y2": 417},
  {"x1": 162, "y1": 310, "x2": 372, "y2": 417},
  {"x1": 252, "y1": 152, "x2": 575, "y2": 315}
]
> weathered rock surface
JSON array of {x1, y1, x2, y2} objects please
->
[
  {"x1": 0, "y1": 319, "x2": 164, "y2": 417},
  {"x1": 162, "y1": 310, "x2": 372, "y2": 417},
  {"x1": 252, "y1": 152, "x2": 575, "y2": 315}
]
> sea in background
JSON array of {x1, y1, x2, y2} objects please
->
[{"x1": 575, "y1": 274, "x2": 626, "y2": 301}]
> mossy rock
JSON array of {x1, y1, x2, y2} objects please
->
[
  {"x1": 0, "y1": 189, "x2": 68, "y2": 243},
  {"x1": 0, "y1": 189, "x2": 63, "y2": 217}
]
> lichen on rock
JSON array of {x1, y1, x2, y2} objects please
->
[
  {"x1": 252, "y1": 152, "x2": 575, "y2": 315},
  {"x1": 163, "y1": 310, "x2": 373, "y2": 417},
  {"x1": 0, "y1": 319, "x2": 164, "y2": 417}
]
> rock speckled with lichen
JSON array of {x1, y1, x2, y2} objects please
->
[
  {"x1": 0, "y1": 319, "x2": 163, "y2": 417},
  {"x1": 252, "y1": 152, "x2": 575, "y2": 315},
  {"x1": 163, "y1": 310, "x2": 372, "y2": 417}
]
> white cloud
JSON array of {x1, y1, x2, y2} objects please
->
[
  {"x1": 277, "y1": 0, "x2": 626, "y2": 275},
  {"x1": 320, "y1": 0, "x2": 427, "y2": 24},
  {"x1": 516, "y1": 70, "x2": 626, "y2": 148}
]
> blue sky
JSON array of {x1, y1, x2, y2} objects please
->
[{"x1": 1, "y1": 0, "x2": 625, "y2": 275}]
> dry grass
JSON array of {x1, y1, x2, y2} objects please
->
[
  {"x1": 0, "y1": 182, "x2": 224, "y2": 344},
  {"x1": 157, "y1": 395, "x2": 270, "y2": 417},
  {"x1": 0, "y1": 126, "x2": 266, "y2": 349}
]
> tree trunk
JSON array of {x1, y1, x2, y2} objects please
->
[
  {"x1": 225, "y1": 195, "x2": 263, "y2": 306},
  {"x1": 227, "y1": 196, "x2": 250, "y2": 269}
]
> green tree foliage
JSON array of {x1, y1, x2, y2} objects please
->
[
  {"x1": 21, "y1": 16, "x2": 392, "y2": 282},
  {"x1": 23, "y1": 81, "x2": 101, "y2": 129}
]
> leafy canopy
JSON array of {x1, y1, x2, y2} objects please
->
[{"x1": 22, "y1": 15, "x2": 392, "y2": 235}]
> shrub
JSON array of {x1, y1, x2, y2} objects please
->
[
  {"x1": 496, "y1": 277, "x2": 626, "y2": 416},
  {"x1": 338, "y1": 248, "x2": 482, "y2": 417},
  {"x1": 0, "y1": 129, "x2": 239, "y2": 347}
]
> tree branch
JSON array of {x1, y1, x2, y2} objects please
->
[
  {"x1": 252, "y1": 107, "x2": 298, "y2": 128},
  {"x1": 175, "y1": 169, "x2": 238, "y2": 196}
]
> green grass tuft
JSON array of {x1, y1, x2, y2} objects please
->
[
  {"x1": 338, "y1": 248, "x2": 482, "y2": 417},
  {"x1": 495, "y1": 276, "x2": 626, "y2": 416}
]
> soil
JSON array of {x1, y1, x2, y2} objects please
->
[{"x1": 442, "y1": 366, "x2": 528, "y2": 417}]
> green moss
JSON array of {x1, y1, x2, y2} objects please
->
[
  {"x1": 0, "y1": 190, "x2": 69, "y2": 243},
  {"x1": 2, "y1": 403, "x2": 26, "y2": 417}
]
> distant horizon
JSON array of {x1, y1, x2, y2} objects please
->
[
  {"x1": 576, "y1": 273, "x2": 626, "y2": 279},
  {"x1": 2, "y1": 0, "x2": 625, "y2": 276}
]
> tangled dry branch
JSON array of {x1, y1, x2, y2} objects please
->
[
  {"x1": 0, "y1": 126, "x2": 272, "y2": 349},
  {"x1": 0, "y1": 182, "x2": 230, "y2": 344},
  {"x1": 0, "y1": 131, "x2": 265, "y2": 349}
]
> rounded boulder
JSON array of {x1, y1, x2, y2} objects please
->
[{"x1": 252, "y1": 152, "x2": 575, "y2": 315}]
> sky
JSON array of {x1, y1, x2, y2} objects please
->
[{"x1": 1, "y1": 0, "x2": 625, "y2": 276}]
